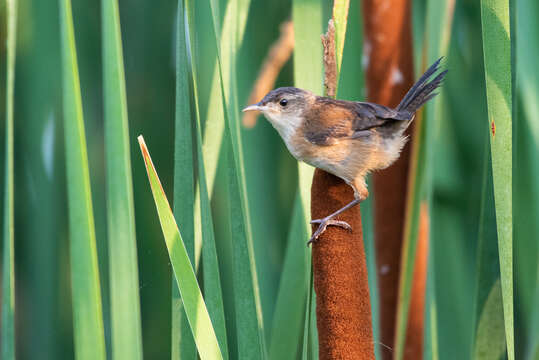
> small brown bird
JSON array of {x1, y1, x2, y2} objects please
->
[{"x1": 243, "y1": 58, "x2": 447, "y2": 243}]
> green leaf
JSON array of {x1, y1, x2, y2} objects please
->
[
  {"x1": 138, "y1": 136, "x2": 223, "y2": 360},
  {"x1": 337, "y1": 0, "x2": 365, "y2": 101},
  {"x1": 474, "y1": 280, "x2": 506, "y2": 360},
  {"x1": 528, "y1": 267, "x2": 539, "y2": 359},
  {"x1": 202, "y1": 66, "x2": 225, "y2": 196},
  {"x1": 473, "y1": 143, "x2": 506, "y2": 360},
  {"x1": 292, "y1": 0, "x2": 324, "y2": 94},
  {"x1": 516, "y1": 0, "x2": 539, "y2": 145},
  {"x1": 515, "y1": 0, "x2": 539, "y2": 355},
  {"x1": 1, "y1": 0, "x2": 17, "y2": 358},
  {"x1": 172, "y1": 1, "x2": 197, "y2": 358},
  {"x1": 59, "y1": 0, "x2": 106, "y2": 358},
  {"x1": 196, "y1": 118, "x2": 229, "y2": 360},
  {"x1": 101, "y1": 0, "x2": 144, "y2": 358},
  {"x1": 480, "y1": 0, "x2": 514, "y2": 358},
  {"x1": 183, "y1": 1, "x2": 229, "y2": 356},
  {"x1": 206, "y1": 0, "x2": 267, "y2": 358},
  {"x1": 301, "y1": 265, "x2": 315, "y2": 360},
  {"x1": 269, "y1": 195, "x2": 309, "y2": 360},
  {"x1": 288, "y1": 0, "x2": 324, "y2": 358},
  {"x1": 424, "y1": 270, "x2": 440, "y2": 360},
  {"x1": 332, "y1": 0, "x2": 349, "y2": 86},
  {"x1": 225, "y1": 137, "x2": 267, "y2": 359}
]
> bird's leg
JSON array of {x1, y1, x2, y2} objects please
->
[
  {"x1": 308, "y1": 183, "x2": 367, "y2": 245},
  {"x1": 308, "y1": 199, "x2": 359, "y2": 245}
]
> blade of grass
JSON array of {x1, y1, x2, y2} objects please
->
[
  {"x1": 195, "y1": 83, "x2": 230, "y2": 360},
  {"x1": 474, "y1": 279, "x2": 506, "y2": 359},
  {"x1": 269, "y1": 194, "x2": 309, "y2": 360},
  {"x1": 1, "y1": 0, "x2": 17, "y2": 358},
  {"x1": 138, "y1": 136, "x2": 223, "y2": 360},
  {"x1": 309, "y1": 293, "x2": 319, "y2": 360},
  {"x1": 283, "y1": 0, "x2": 324, "y2": 358},
  {"x1": 292, "y1": 0, "x2": 323, "y2": 94},
  {"x1": 201, "y1": 0, "x2": 251, "y2": 196},
  {"x1": 175, "y1": 0, "x2": 196, "y2": 267},
  {"x1": 59, "y1": 0, "x2": 106, "y2": 358},
  {"x1": 301, "y1": 266, "x2": 314, "y2": 360},
  {"x1": 422, "y1": 7, "x2": 454, "y2": 359},
  {"x1": 516, "y1": 0, "x2": 539, "y2": 142},
  {"x1": 206, "y1": 0, "x2": 267, "y2": 358},
  {"x1": 424, "y1": 255, "x2": 439, "y2": 360},
  {"x1": 515, "y1": 0, "x2": 539, "y2": 356},
  {"x1": 473, "y1": 143, "x2": 506, "y2": 360},
  {"x1": 514, "y1": 97, "x2": 539, "y2": 358},
  {"x1": 332, "y1": 0, "x2": 349, "y2": 89},
  {"x1": 473, "y1": 145, "x2": 506, "y2": 360},
  {"x1": 202, "y1": 66, "x2": 225, "y2": 196},
  {"x1": 225, "y1": 137, "x2": 266, "y2": 359},
  {"x1": 394, "y1": 1, "x2": 454, "y2": 358},
  {"x1": 528, "y1": 265, "x2": 539, "y2": 359},
  {"x1": 337, "y1": 0, "x2": 365, "y2": 101},
  {"x1": 184, "y1": 1, "x2": 229, "y2": 356},
  {"x1": 172, "y1": 1, "x2": 197, "y2": 358},
  {"x1": 101, "y1": 1, "x2": 144, "y2": 359},
  {"x1": 480, "y1": 0, "x2": 514, "y2": 358}
]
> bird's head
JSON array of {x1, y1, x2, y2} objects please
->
[{"x1": 243, "y1": 87, "x2": 314, "y2": 140}]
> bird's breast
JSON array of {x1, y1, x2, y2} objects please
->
[{"x1": 287, "y1": 135, "x2": 357, "y2": 178}]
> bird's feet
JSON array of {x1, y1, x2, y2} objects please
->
[{"x1": 308, "y1": 218, "x2": 352, "y2": 245}]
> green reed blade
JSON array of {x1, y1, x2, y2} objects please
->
[
  {"x1": 172, "y1": 1, "x2": 197, "y2": 358},
  {"x1": 473, "y1": 143, "x2": 506, "y2": 360},
  {"x1": 288, "y1": 0, "x2": 324, "y2": 358},
  {"x1": 183, "y1": 0, "x2": 229, "y2": 356},
  {"x1": 138, "y1": 136, "x2": 223, "y2": 360},
  {"x1": 206, "y1": 0, "x2": 267, "y2": 358},
  {"x1": 480, "y1": 0, "x2": 514, "y2": 358},
  {"x1": 474, "y1": 280, "x2": 507, "y2": 359},
  {"x1": 101, "y1": 0, "x2": 144, "y2": 358},
  {"x1": 515, "y1": 0, "x2": 539, "y2": 356},
  {"x1": 269, "y1": 194, "x2": 309, "y2": 360},
  {"x1": 59, "y1": 0, "x2": 106, "y2": 358},
  {"x1": 332, "y1": 0, "x2": 349, "y2": 88},
  {"x1": 1, "y1": 0, "x2": 17, "y2": 358}
]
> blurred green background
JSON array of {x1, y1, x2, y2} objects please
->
[{"x1": 0, "y1": 0, "x2": 537, "y2": 359}]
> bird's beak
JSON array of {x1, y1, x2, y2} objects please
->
[{"x1": 242, "y1": 102, "x2": 265, "y2": 112}]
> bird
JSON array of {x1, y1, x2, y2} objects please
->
[{"x1": 243, "y1": 57, "x2": 447, "y2": 244}]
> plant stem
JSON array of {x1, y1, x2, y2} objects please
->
[{"x1": 311, "y1": 18, "x2": 375, "y2": 360}]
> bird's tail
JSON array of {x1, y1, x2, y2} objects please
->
[{"x1": 396, "y1": 57, "x2": 448, "y2": 116}]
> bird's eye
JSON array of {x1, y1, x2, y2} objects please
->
[{"x1": 279, "y1": 99, "x2": 288, "y2": 107}]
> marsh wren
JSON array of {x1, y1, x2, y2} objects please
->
[{"x1": 243, "y1": 58, "x2": 447, "y2": 243}]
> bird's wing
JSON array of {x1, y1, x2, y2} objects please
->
[
  {"x1": 302, "y1": 98, "x2": 407, "y2": 146},
  {"x1": 302, "y1": 98, "x2": 355, "y2": 145}
]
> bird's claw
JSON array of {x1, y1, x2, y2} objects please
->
[{"x1": 307, "y1": 218, "x2": 352, "y2": 245}]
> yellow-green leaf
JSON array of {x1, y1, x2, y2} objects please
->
[
  {"x1": 2, "y1": 0, "x2": 17, "y2": 358},
  {"x1": 59, "y1": 0, "x2": 106, "y2": 358},
  {"x1": 138, "y1": 136, "x2": 223, "y2": 360}
]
